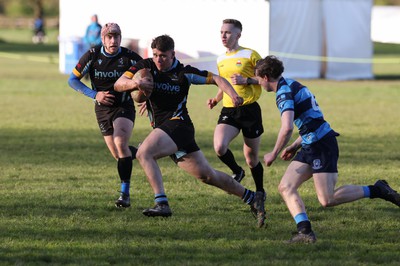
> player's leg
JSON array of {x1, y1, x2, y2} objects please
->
[
  {"x1": 313, "y1": 172, "x2": 365, "y2": 207},
  {"x1": 113, "y1": 117, "x2": 134, "y2": 207},
  {"x1": 178, "y1": 150, "x2": 244, "y2": 196},
  {"x1": 243, "y1": 136, "x2": 264, "y2": 193},
  {"x1": 314, "y1": 173, "x2": 400, "y2": 207},
  {"x1": 137, "y1": 128, "x2": 177, "y2": 217},
  {"x1": 178, "y1": 150, "x2": 266, "y2": 228},
  {"x1": 214, "y1": 123, "x2": 244, "y2": 182},
  {"x1": 278, "y1": 161, "x2": 316, "y2": 243},
  {"x1": 103, "y1": 135, "x2": 118, "y2": 159}
]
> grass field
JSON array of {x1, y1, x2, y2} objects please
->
[{"x1": 0, "y1": 29, "x2": 400, "y2": 265}]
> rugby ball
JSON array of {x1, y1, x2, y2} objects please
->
[{"x1": 131, "y1": 68, "x2": 153, "y2": 103}]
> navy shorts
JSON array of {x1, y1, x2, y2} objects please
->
[
  {"x1": 217, "y1": 101, "x2": 264, "y2": 138},
  {"x1": 293, "y1": 135, "x2": 339, "y2": 173},
  {"x1": 95, "y1": 101, "x2": 135, "y2": 136}
]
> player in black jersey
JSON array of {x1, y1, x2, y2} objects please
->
[
  {"x1": 114, "y1": 35, "x2": 266, "y2": 228},
  {"x1": 68, "y1": 23, "x2": 143, "y2": 208}
]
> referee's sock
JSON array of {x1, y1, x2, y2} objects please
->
[{"x1": 218, "y1": 149, "x2": 242, "y2": 174}]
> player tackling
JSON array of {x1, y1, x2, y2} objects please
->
[{"x1": 254, "y1": 55, "x2": 400, "y2": 243}]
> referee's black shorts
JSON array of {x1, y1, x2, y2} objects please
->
[{"x1": 217, "y1": 101, "x2": 264, "y2": 138}]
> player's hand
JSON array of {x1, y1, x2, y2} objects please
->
[
  {"x1": 95, "y1": 91, "x2": 115, "y2": 106},
  {"x1": 232, "y1": 95, "x2": 244, "y2": 107},
  {"x1": 207, "y1": 98, "x2": 218, "y2": 109},
  {"x1": 137, "y1": 79, "x2": 153, "y2": 97},
  {"x1": 137, "y1": 102, "x2": 147, "y2": 116},
  {"x1": 263, "y1": 152, "x2": 277, "y2": 167},
  {"x1": 280, "y1": 147, "x2": 296, "y2": 161},
  {"x1": 230, "y1": 74, "x2": 246, "y2": 85}
]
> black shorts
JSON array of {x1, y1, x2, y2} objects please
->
[
  {"x1": 95, "y1": 101, "x2": 135, "y2": 136},
  {"x1": 157, "y1": 118, "x2": 200, "y2": 155},
  {"x1": 293, "y1": 135, "x2": 339, "y2": 173},
  {"x1": 218, "y1": 101, "x2": 264, "y2": 138}
]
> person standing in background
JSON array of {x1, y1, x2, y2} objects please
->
[{"x1": 84, "y1": 14, "x2": 102, "y2": 49}]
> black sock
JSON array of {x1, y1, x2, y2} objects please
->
[
  {"x1": 129, "y1": 146, "x2": 137, "y2": 160},
  {"x1": 218, "y1": 149, "x2": 242, "y2": 174},
  {"x1": 118, "y1": 156, "x2": 132, "y2": 183},
  {"x1": 297, "y1": 221, "x2": 312, "y2": 234},
  {"x1": 368, "y1": 185, "x2": 381, "y2": 198},
  {"x1": 155, "y1": 194, "x2": 168, "y2": 205},
  {"x1": 250, "y1": 162, "x2": 264, "y2": 192}
]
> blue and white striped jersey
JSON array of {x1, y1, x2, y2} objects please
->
[{"x1": 276, "y1": 77, "x2": 337, "y2": 145}]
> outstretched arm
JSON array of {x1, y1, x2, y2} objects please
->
[
  {"x1": 263, "y1": 110, "x2": 295, "y2": 166},
  {"x1": 211, "y1": 75, "x2": 243, "y2": 107}
]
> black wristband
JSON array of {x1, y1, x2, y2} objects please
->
[{"x1": 246, "y1": 77, "x2": 251, "y2": 85}]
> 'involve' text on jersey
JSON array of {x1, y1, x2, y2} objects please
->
[
  {"x1": 94, "y1": 69, "x2": 123, "y2": 79},
  {"x1": 154, "y1": 82, "x2": 180, "y2": 93}
]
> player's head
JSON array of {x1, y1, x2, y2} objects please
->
[
  {"x1": 221, "y1": 19, "x2": 242, "y2": 49},
  {"x1": 255, "y1": 56, "x2": 284, "y2": 91},
  {"x1": 151, "y1": 35, "x2": 175, "y2": 71},
  {"x1": 255, "y1": 55, "x2": 284, "y2": 80},
  {"x1": 223, "y1": 19, "x2": 242, "y2": 31},
  {"x1": 151, "y1": 34, "x2": 174, "y2": 52},
  {"x1": 91, "y1": 14, "x2": 98, "y2": 23},
  {"x1": 101, "y1": 23, "x2": 121, "y2": 38},
  {"x1": 101, "y1": 23, "x2": 121, "y2": 54}
]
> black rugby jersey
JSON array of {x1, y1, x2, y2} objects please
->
[
  {"x1": 73, "y1": 46, "x2": 142, "y2": 105},
  {"x1": 124, "y1": 58, "x2": 214, "y2": 128}
]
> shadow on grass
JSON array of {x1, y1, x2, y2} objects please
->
[
  {"x1": 1, "y1": 127, "x2": 399, "y2": 167},
  {"x1": 0, "y1": 40, "x2": 58, "y2": 53},
  {"x1": 374, "y1": 74, "x2": 400, "y2": 80}
]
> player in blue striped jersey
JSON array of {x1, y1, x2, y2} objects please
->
[{"x1": 255, "y1": 55, "x2": 400, "y2": 243}]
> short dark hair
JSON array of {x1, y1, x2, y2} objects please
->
[
  {"x1": 151, "y1": 35, "x2": 174, "y2": 52},
  {"x1": 223, "y1": 19, "x2": 242, "y2": 31},
  {"x1": 255, "y1": 55, "x2": 284, "y2": 80}
]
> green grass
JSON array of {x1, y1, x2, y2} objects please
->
[{"x1": 1, "y1": 29, "x2": 400, "y2": 265}]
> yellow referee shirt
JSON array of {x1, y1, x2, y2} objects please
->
[{"x1": 217, "y1": 47, "x2": 262, "y2": 107}]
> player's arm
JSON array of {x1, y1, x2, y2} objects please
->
[
  {"x1": 114, "y1": 71, "x2": 138, "y2": 92},
  {"x1": 207, "y1": 88, "x2": 223, "y2": 109},
  {"x1": 230, "y1": 74, "x2": 259, "y2": 85},
  {"x1": 68, "y1": 72, "x2": 96, "y2": 99},
  {"x1": 68, "y1": 72, "x2": 115, "y2": 106},
  {"x1": 281, "y1": 136, "x2": 302, "y2": 161},
  {"x1": 211, "y1": 74, "x2": 243, "y2": 107},
  {"x1": 263, "y1": 110, "x2": 294, "y2": 166}
]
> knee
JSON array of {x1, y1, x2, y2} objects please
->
[
  {"x1": 278, "y1": 182, "x2": 291, "y2": 196},
  {"x1": 136, "y1": 148, "x2": 145, "y2": 163},
  {"x1": 214, "y1": 142, "x2": 227, "y2": 157},
  {"x1": 318, "y1": 197, "x2": 334, "y2": 208},
  {"x1": 197, "y1": 174, "x2": 212, "y2": 184},
  {"x1": 245, "y1": 156, "x2": 259, "y2": 168}
]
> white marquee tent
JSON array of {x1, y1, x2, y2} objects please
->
[
  {"x1": 269, "y1": 0, "x2": 374, "y2": 80},
  {"x1": 59, "y1": 0, "x2": 374, "y2": 80}
]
